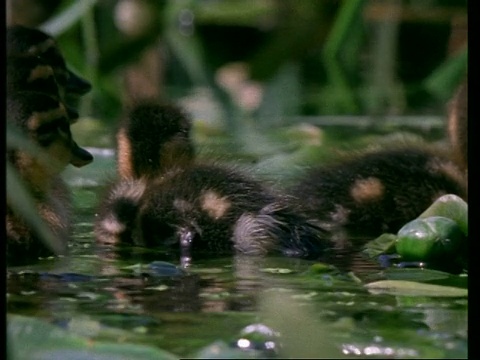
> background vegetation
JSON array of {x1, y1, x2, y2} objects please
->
[{"x1": 7, "y1": 0, "x2": 468, "y2": 145}]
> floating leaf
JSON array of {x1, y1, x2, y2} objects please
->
[
  {"x1": 260, "y1": 268, "x2": 294, "y2": 274},
  {"x1": 382, "y1": 268, "x2": 453, "y2": 282},
  {"x1": 363, "y1": 233, "x2": 397, "y2": 259}
]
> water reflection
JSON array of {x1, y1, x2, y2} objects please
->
[
  {"x1": 6, "y1": 204, "x2": 467, "y2": 358},
  {"x1": 5, "y1": 226, "x2": 394, "y2": 320}
]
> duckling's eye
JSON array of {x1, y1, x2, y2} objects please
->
[
  {"x1": 57, "y1": 121, "x2": 70, "y2": 135},
  {"x1": 36, "y1": 129, "x2": 56, "y2": 146},
  {"x1": 53, "y1": 69, "x2": 68, "y2": 87},
  {"x1": 36, "y1": 118, "x2": 70, "y2": 145}
]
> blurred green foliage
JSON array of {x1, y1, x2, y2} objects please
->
[{"x1": 9, "y1": 0, "x2": 468, "y2": 126}]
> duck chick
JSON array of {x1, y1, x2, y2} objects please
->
[
  {"x1": 96, "y1": 101, "x2": 329, "y2": 259},
  {"x1": 95, "y1": 100, "x2": 196, "y2": 244},
  {"x1": 97, "y1": 163, "x2": 329, "y2": 260},
  {"x1": 289, "y1": 145, "x2": 467, "y2": 249},
  {"x1": 7, "y1": 25, "x2": 92, "y2": 99},
  {"x1": 7, "y1": 91, "x2": 94, "y2": 264},
  {"x1": 116, "y1": 100, "x2": 195, "y2": 179},
  {"x1": 447, "y1": 78, "x2": 468, "y2": 177}
]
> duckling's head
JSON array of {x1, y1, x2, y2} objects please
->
[
  {"x1": 116, "y1": 101, "x2": 195, "y2": 179},
  {"x1": 7, "y1": 25, "x2": 92, "y2": 98},
  {"x1": 7, "y1": 55, "x2": 80, "y2": 122},
  {"x1": 7, "y1": 92, "x2": 93, "y2": 189}
]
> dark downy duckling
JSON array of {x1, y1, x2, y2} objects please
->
[
  {"x1": 97, "y1": 164, "x2": 328, "y2": 260},
  {"x1": 7, "y1": 92, "x2": 94, "y2": 264},
  {"x1": 289, "y1": 144, "x2": 467, "y2": 249},
  {"x1": 7, "y1": 25, "x2": 92, "y2": 100},
  {"x1": 135, "y1": 164, "x2": 328, "y2": 259},
  {"x1": 116, "y1": 100, "x2": 195, "y2": 179},
  {"x1": 95, "y1": 100, "x2": 196, "y2": 244},
  {"x1": 95, "y1": 102, "x2": 329, "y2": 260},
  {"x1": 289, "y1": 79, "x2": 468, "y2": 249}
]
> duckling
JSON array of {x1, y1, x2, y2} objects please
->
[
  {"x1": 7, "y1": 25, "x2": 92, "y2": 99},
  {"x1": 95, "y1": 100, "x2": 196, "y2": 244},
  {"x1": 97, "y1": 164, "x2": 329, "y2": 259},
  {"x1": 116, "y1": 100, "x2": 195, "y2": 179},
  {"x1": 288, "y1": 144, "x2": 467, "y2": 249},
  {"x1": 95, "y1": 102, "x2": 330, "y2": 260},
  {"x1": 143, "y1": 164, "x2": 330, "y2": 258},
  {"x1": 447, "y1": 78, "x2": 468, "y2": 177},
  {"x1": 7, "y1": 91, "x2": 94, "y2": 264}
]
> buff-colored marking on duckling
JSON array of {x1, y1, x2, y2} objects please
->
[
  {"x1": 116, "y1": 127, "x2": 133, "y2": 178},
  {"x1": 28, "y1": 65, "x2": 55, "y2": 82},
  {"x1": 200, "y1": 190, "x2": 231, "y2": 220},
  {"x1": 350, "y1": 177, "x2": 385, "y2": 203},
  {"x1": 27, "y1": 106, "x2": 67, "y2": 131}
]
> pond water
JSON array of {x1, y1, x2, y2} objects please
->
[{"x1": 7, "y1": 138, "x2": 468, "y2": 359}]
